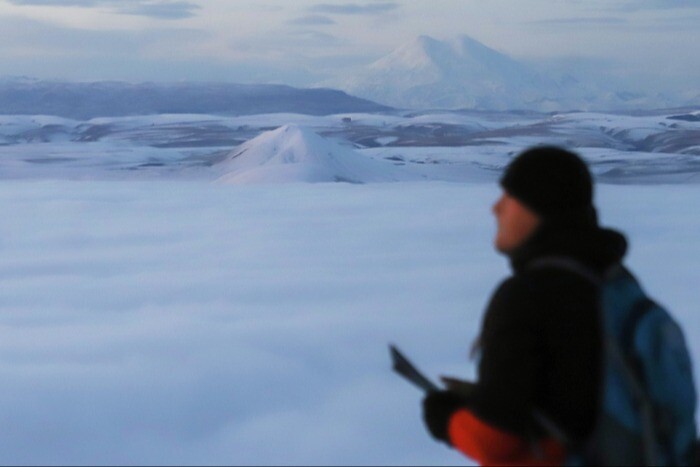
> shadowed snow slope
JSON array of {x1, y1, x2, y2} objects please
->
[{"x1": 216, "y1": 125, "x2": 416, "y2": 184}]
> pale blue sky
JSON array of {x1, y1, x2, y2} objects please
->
[{"x1": 0, "y1": 0, "x2": 699, "y2": 92}]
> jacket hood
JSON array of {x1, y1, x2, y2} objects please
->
[{"x1": 509, "y1": 223, "x2": 628, "y2": 274}]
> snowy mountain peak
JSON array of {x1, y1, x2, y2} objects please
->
[
  {"x1": 396, "y1": 35, "x2": 447, "y2": 64},
  {"x1": 369, "y1": 35, "x2": 520, "y2": 78},
  {"x1": 223, "y1": 124, "x2": 349, "y2": 168},
  {"x1": 450, "y1": 35, "x2": 513, "y2": 68},
  {"x1": 370, "y1": 35, "x2": 454, "y2": 74},
  {"x1": 329, "y1": 34, "x2": 683, "y2": 111},
  {"x1": 332, "y1": 35, "x2": 554, "y2": 110},
  {"x1": 216, "y1": 124, "x2": 412, "y2": 184},
  {"x1": 452, "y1": 34, "x2": 496, "y2": 54},
  {"x1": 244, "y1": 124, "x2": 319, "y2": 162}
]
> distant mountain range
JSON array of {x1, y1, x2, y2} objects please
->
[
  {"x1": 4, "y1": 34, "x2": 700, "y2": 117},
  {"x1": 330, "y1": 35, "x2": 700, "y2": 112},
  {"x1": 0, "y1": 78, "x2": 390, "y2": 119}
]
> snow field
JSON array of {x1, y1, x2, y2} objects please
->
[{"x1": 0, "y1": 180, "x2": 698, "y2": 465}]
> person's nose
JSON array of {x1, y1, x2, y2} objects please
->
[{"x1": 492, "y1": 196, "x2": 503, "y2": 216}]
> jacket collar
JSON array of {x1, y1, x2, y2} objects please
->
[{"x1": 508, "y1": 222, "x2": 628, "y2": 275}]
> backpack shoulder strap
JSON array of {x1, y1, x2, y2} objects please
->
[{"x1": 620, "y1": 297, "x2": 656, "y2": 368}]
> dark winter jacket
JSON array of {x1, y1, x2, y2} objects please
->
[{"x1": 467, "y1": 222, "x2": 628, "y2": 444}]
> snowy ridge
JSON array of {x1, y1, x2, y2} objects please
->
[
  {"x1": 0, "y1": 79, "x2": 390, "y2": 119},
  {"x1": 216, "y1": 125, "x2": 417, "y2": 184}
]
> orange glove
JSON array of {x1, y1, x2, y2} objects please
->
[{"x1": 448, "y1": 409, "x2": 567, "y2": 466}]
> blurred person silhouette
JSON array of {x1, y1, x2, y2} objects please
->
[{"x1": 420, "y1": 146, "x2": 698, "y2": 466}]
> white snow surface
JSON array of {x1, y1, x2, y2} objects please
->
[
  {"x1": 2, "y1": 110, "x2": 700, "y2": 185},
  {"x1": 215, "y1": 124, "x2": 419, "y2": 184},
  {"x1": 0, "y1": 180, "x2": 699, "y2": 466}
]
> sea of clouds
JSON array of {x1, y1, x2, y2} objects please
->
[{"x1": 0, "y1": 180, "x2": 698, "y2": 465}]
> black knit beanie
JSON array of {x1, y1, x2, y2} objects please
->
[{"x1": 500, "y1": 146, "x2": 598, "y2": 227}]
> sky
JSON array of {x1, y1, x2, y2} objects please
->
[{"x1": 1, "y1": 0, "x2": 700, "y2": 92}]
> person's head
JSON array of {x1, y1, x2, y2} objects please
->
[{"x1": 493, "y1": 146, "x2": 597, "y2": 254}]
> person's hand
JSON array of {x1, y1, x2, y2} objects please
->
[{"x1": 422, "y1": 391, "x2": 467, "y2": 444}]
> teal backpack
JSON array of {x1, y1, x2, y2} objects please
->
[{"x1": 531, "y1": 258, "x2": 698, "y2": 466}]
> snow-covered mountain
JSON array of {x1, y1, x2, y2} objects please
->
[
  {"x1": 216, "y1": 125, "x2": 415, "y2": 184},
  {"x1": 332, "y1": 35, "x2": 562, "y2": 111},
  {"x1": 331, "y1": 35, "x2": 688, "y2": 112}
]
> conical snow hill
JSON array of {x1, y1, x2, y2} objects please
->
[{"x1": 216, "y1": 125, "x2": 414, "y2": 184}]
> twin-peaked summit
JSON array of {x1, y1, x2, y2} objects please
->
[
  {"x1": 372, "y1": 35, "x2": 536, "y2": 85},
  {"x1": 334, "y1": 35, "x2": 557, "y2": 111},
  {"x1": 332, "y1": 35, "x2": 657, "y2": 111}
]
